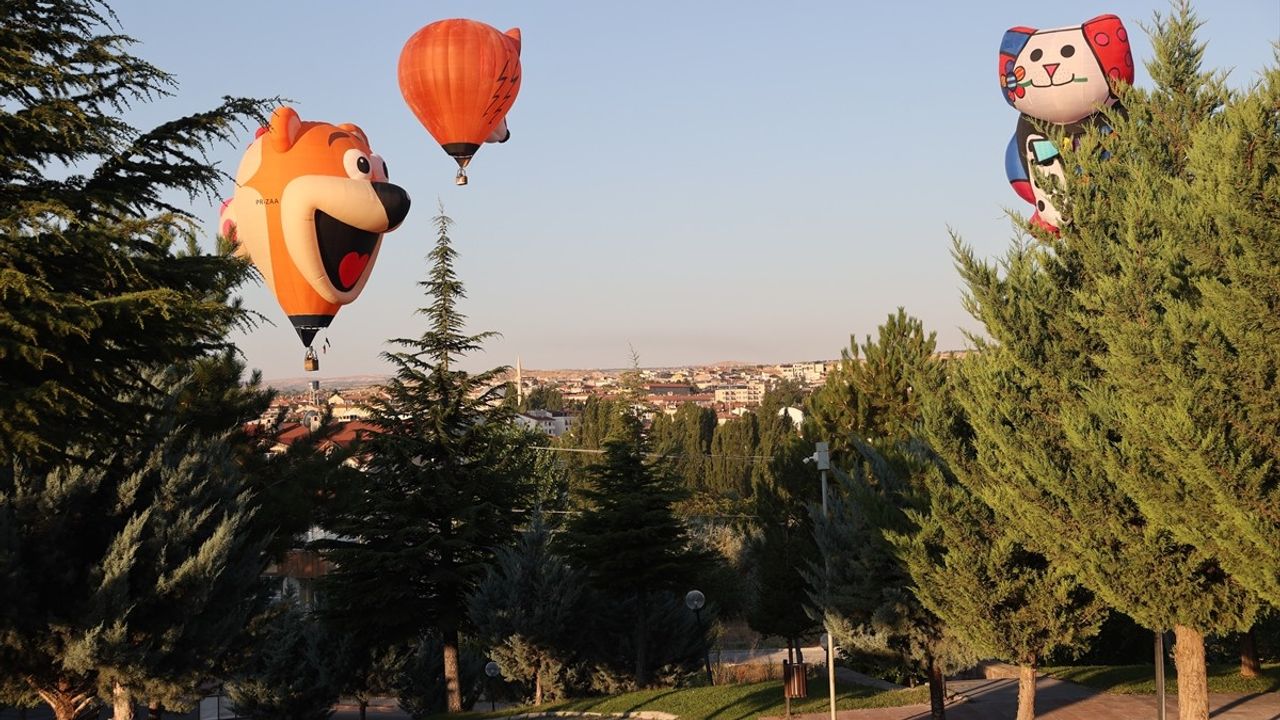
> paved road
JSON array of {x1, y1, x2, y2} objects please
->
[{"x1": 763, "y1": 676, "x2": 1280, "y2": 720}]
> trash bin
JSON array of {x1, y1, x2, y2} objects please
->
[{"x1": 783, "y1": 659, "x2": 808, "y2": 699}]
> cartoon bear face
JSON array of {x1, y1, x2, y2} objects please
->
[
  {"x1": 221, "y1": 107, "x2": 411, "y2": 345},
  {"x1": 1000, "y1": 14, "x2": 1134, "y2": 125}
]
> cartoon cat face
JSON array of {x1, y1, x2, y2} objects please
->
[{"x1": 1000, "y1": 14, "x2": 1134, "y2": 124}]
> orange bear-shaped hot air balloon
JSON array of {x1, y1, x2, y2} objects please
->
[
  {"x1": 220, "y1": 107, "x2": 411, "y2": 371},
  {"x1": 398, "y1": 19, "x2": 522, "y2": 185}
]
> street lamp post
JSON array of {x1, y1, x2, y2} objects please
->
[
  {"x1": 685, "y1": 589, "x2": 714, "y2": 685},
  {"x1": 813, "y1": 443, "x2": 835, "y2": 720},
  {"x1": 484, "y1": 661, "x2": 501, "y2": 712}
]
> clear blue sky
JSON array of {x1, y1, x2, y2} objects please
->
[{"x1": 113, "y1": 1, "x2": 1278, "y2": 380}]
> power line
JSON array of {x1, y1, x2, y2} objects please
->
[{"x1": 531, "y1": 445, "x2": 773, "y2": 462}]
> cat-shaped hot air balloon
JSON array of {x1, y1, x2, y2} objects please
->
[{"x1": 999, "y1": 14, "x2": 1133, "y2": 232}]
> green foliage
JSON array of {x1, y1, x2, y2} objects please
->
[
  {"x1": 1058, "y1": 9, "x2": 1280, "y2": 606},
  {"x1": 706, "y1": 413, "x2": 758, "y2": 500},
  {"x1": 319, "y1": 209, "x2": 536, "y2": 712},
  {"x1": 649, "y1": 403, "x2": 715, "y2": 494},
  {"x1": 805, "y1": 309, "x2": 942, "y2": 468},
  {"x1": 519, "y1": 385, "x2": 567, "y2": 413},
  {"x1": 559, "y1": 430, "x2": 714, "y2": 685},
  {"x1": 467, "y1": 520, "x2": 586, "y2": 704},
  {"x1": 0, "y1": 0, "x2": 274, "y2": 468},
  {"x1": 745, "y1": 423, "x2": 820, "y2": 644},
  {"x1": 0, "y1": 364, "x2": 272, "y2": 716},
  {"x1": 894, "y1": 368, "x2": 1105, "y2": 671},
  {"x1": 227, "y1": 602, "x2": 342, "y2": 720},
  {"x1": 948, "y1": 2, "x2": 1264, "y2": 640},
  {"x1": 395, "y1": 637, "x2": 487, "y2": 718}
]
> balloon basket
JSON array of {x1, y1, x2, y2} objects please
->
[
  {"x1": 304, "y1": 347, "x2": 319, "y2": 372},
  {"x1": 455, "y1": 168, "x2": 468, "y2": 186}
]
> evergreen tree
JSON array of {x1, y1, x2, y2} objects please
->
[
  {"x1": 467, "y1": 520, "x2": 586, "y2": 705},
  {"x1": 1063, "y1": 10, "x2": 1280, "y2": 607},
  {"x1": 0, "y1": 0, "x2": 272, "y2": 468},
  {"x1": 805, "y1": 309, "x2": 942, "y2": 466},
  {"x1": 559, "y1": 423, "x2": 712, "y2": 686},
  {"x1": 745, "y1": 424, "x2": 820, "y2": 660},
  {"x1": 706, "y1": 413, "x2": 759, "y2": 501},
  {"x1": 319, "y1": 209, "x2": 536, "y2": 714},
  {"x1": 947, "y1": 8, "x2": 1268, "y2": 715},
  {"x1": 1, "y1": 368, "x2": 269, "y2": 720},
  {"x1": 804, "y1": 311, "x2": 955, "y2": 718},
  {"x1": 227, "y1": 602, "x2": 342, "y2": 720},
  {"x1": 649, "y1": 403, "x2": 715, "y2": 494},
  {"x1": 895, "y1": 375, "x2": 1104, "y2": 720}
]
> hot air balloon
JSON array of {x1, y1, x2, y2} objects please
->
[
  {"x1": 220, "y1": 106, "x2": 411, "y2": 371},
  {"x1": 999, "y1": 14, "x2": 1133, "y2": 233},
  {"x1": 398, "y1": 18, "x2": 523, "y2": 186}
]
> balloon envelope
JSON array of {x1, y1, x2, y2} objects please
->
[
  {"x1": 220, "y1": 107, "x2": 411, "y2": 347},
  {"x1": 398, "y1": 18, "x2": 522, "y2": 168}
]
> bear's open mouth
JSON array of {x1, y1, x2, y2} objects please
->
[{"x1": 316, "y1": 210, "x2": 379, "y2": 292}]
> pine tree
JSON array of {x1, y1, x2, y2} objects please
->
[
  {"x1": 0, "y1": 0, "x2": 272, "y2": 468},
  {"x1": 895, "y1": 375, "x2": 1105, "y2": 720},
  {"x1": 745, "y1": 424, "x2": 820, "y2": 660},
  {"x1": 1, "y1": 367, "x2": 270, "y2": 720},
  {"x1": 805, "y1": 309, "x2": 942, "y2": 466},
  {"x1": 1064, "y1": 10, "x2": 1280, "y2": 607},
  {"x1": 319, "y1": 208, "x2": 536, "y2": 714},
  {"x1": 227, "y1": 602, "x2": 342, "y2": 720},
  {"x1": 467, "y1": 520, "x2": 586, "y2": 705},
  {"x1": 948, "y1": 7, "x2": 1269, "y2": 715},
  {"x1": 804, "y1": 311, "x2": 956, "y2": 719},
  {"x1": 558, "y1": 423, "x2": 712, "y2": 686}
]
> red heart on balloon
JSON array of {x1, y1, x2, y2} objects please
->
[{"x1": 338, "y1": 252, "x2": 370, "y2": 289}]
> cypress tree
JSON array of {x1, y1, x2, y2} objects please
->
[
  {"x1": 948, "y1": 7, "x2": 1268, "y2": 715},
  {"x1": 558, "y1": 422, "x2": 712, "y2": 687},
  {"x1": 896, "y1": 373, "x2": 1105, "y2": 720},
  {"x1": 319, "y1": 209, "x2": 536, "y2": 714}
]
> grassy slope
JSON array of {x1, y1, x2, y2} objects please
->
[
  {"x1": 1042, "y1": 663, "x2": 1280, "y2": 695},
  {"x1": 453, "y1": 679, "x2": 930, "y2": 719}
]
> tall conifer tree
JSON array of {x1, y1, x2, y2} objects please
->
[
  {"x1": 948, "y1": 7, "x2": 1268, "y2": 717},
  {"x1": 320, "y1": 209, "x2": 535, "y2": 714}
]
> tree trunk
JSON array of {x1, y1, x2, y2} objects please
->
[
  {"x1": 927, "y1": 656, "x2": 946, "y2": 720},
  {"x1": 442, "y1": 625, "x2": 463, "y2": 713},
  {"x1": 147, "y1": 700, "x2": 163, "y2": 719},
  {"x1": 795, "y1": 638, "x2": 803, "y2": 664},
  {"x1": 1173, "y1": 625, "x2": 1209, "y2": 720},
  {"x1": 112, "y1": 682, "x2": 134, "y2": 720},
  {"x1": 1016, "y1": 663, "x2": 1036, "y2": 720},
  {"x1": 535, "y1": 665, "x2": 543, "y2": 706},
  {"x1": 1240, "y1": 628, "x2": 1261, "y2": 678},
  {"x1": 31, "y1": 678, "x2": 98, "y2": 720},
  {"x1": 359, "y1": 699, "x2": 368, "y2": 720},
  {"x1": 635, "y1": 590, "x2": 650, "y2": 686}
]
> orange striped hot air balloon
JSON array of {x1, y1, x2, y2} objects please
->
[{"x1": 398, "y1": 19, "x2": 522, "y2": 185}]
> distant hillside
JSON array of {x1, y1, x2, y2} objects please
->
[{"x1": 265, "y1": 374, "x2": 390, "y2": 392}]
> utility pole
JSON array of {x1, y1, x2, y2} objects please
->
[{"x1": 1155, "y1": 630, "x2": 1166, "y2": 720}]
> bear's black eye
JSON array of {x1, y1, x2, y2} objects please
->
[
  {"x1": 382, "y1": 160, "x2": 389, "y2": 178},
  {"x1": 1061, "y1": 44, "x2": 1075, "y2": 58},
  {"x1": 1030, "y1": 48, "x2": 1043, "y2": 62},
  {"x1": 357, "y1": 156, "x2": 371, "y2": 174}
]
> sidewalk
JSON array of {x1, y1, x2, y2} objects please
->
[{"x1": 763, "y1": 676, "x2": 1280, "y2": 720}]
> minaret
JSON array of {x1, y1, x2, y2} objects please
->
[{"x1": 516, "y1": 356, "x2": 524, "y2": 406}]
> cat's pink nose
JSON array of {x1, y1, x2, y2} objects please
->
[{"x1": 1044, "y1": 63, "x2": 1060, "y2": 79}]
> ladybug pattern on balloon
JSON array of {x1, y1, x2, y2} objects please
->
[
  {"x1": 220, "y1": 107, "x2": 411, "y2": 353},
  {"x1": 999, "y1": 14, "x2": 1133, "y2": 233}
]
